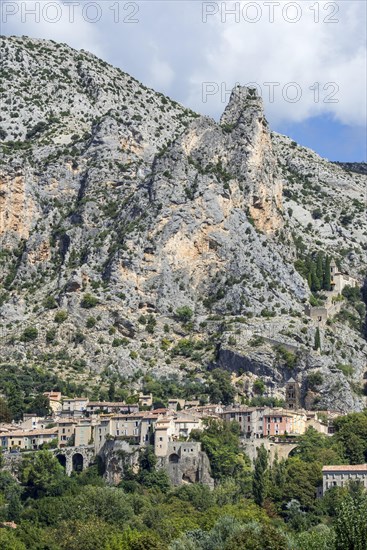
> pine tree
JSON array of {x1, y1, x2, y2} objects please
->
[{"x1": 314, "y1": 327, "x2": 321, "y2": 350}]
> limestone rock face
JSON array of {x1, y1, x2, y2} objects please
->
[
  {"x1": 0, "y1": 36, "x2": 366, "y2": 412},
  {"x1": 220, "y1": 86, "x2": 283, "y2": 233}
]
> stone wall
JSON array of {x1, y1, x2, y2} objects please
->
[
  {"x1": 241, "y1": 438, "x2": 297, "y2": 466},
  {"x1": 157, "y1": 442, "x2": 214, "y2": 489},
  {"x1": 98, "y1": 440, "x2": 214, "y2": 488}
]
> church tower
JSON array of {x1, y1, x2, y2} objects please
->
[{"x1": 285, "y1": 378, "x2": 300, "y2": 409}]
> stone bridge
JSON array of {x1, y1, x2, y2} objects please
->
[
  {"x1": 241, "y1": 438, "x2": 298, "y2": 466},
  {"x1": 53, "y1": 446, "x2": 95, "y2": 475}
]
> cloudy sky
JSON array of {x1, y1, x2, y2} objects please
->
[{"x1": 2, "y1": 0, "x2": 366, "y2": 161}]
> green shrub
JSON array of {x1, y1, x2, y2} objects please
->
[
  {"x1": 175, "y1": 306, "x2": 193, "y2": 324},
  {"x1": 54, "y1": 310, "x2": 68, "y2": 324},
  {"x1": 308, "y1": 371, "x2": 323, "y2": 390},
  {"x1": 43, "y1": 296, "x2": 57, "y2": 309},
  {"x1": 80, "y1": 294, "x2": 99, "y2": 308},
  {"x1": 21, "y1": 326, "x2": 38, "y2": 342},
  {"x1": 253, "y1": 379, "x2": 265, "y2": 395},
  {"x1": 86, "y1": 317, "x2": 96, "y2": 328},
  {"x1": 335, "y1": 364, "x2": 354, "y2": 377},
  {"x1": 46, "y1": 328, "x2": 57, "y2": 343}
]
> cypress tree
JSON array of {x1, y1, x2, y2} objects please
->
[
  {"x1": 316, "y1": 253, "x2": 323, "y2": 282},
  {"x1": 324, "y1": 256, "x2": 331, "y2": 291},
  {"x1": 311, "y1": 267, "x2": 321, "y2": 292},
  {"x1": 253, "y1": 444, "x2": 268, "y2": 506},
  {"x1": 307, "y1": 272, "x2": 312, "y2": 290},
  {"x1": 314, "y1": 327, "x2": 321, "y2": 350}
]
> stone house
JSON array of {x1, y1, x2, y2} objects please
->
[
  {"x1": 220, "y1": 407, "x2": 265, "y2": 438},
  {"x1": 43, "y1": 391, "x2": 62, "y2": 414},
  {"x1": 0, "y1": 427, "x2": 58, "y2": 451},
  {"x1": 167, "y1": 398, "x2": 186, "y2": 411},
  {"x1": 61, "y1": 397, "x2": 88, "y2": 417},
  {"x1": 86, "y1": 402, "x2": 139, "y2": 415},
  {"x1": 138, "y1": 393, "x2": 153, "y2": 408},
  {"x1": 262, "y1": 409, "x2": 307, "y2": 437},
  {"x1": 322, "y1": 464, "x2": 367, "y2": 495},
  {"x1": 154, "y1": 417, "x2": 175, "y2": 457},
  {"x1": 21, "y1": 414, "x2": 53, "y2": 431},
  {"x1": 174, "y1": 413, "x2": 203, "y2": 439},
  {"x1": 74, "y1": 418, "x2": 97, "y2": 447},
  {"x1": 305, "y1": 259, "x2": 359, "y2": 323},
  {"x1": 58, "y1": 419, "x2": 77, "y2": 446},
  {"x1": 220, "y1": 406, "x2": 307, "y2": 438}
]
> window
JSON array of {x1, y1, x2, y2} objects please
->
[{"x1": 159, "y1": 437, "x2": 163, "y2": 441}]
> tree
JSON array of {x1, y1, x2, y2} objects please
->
[
  {"x1": 310, "y1": 266, "x2": 321, "y2": 292},
  {"x1": 27, "y1": 394, "x2": 51, "y2": 417},
  {"x1": 190, "y1": 419, "x2": 251, "y2": 487},
  {"x1": 316, "y1": 254, "x2": 324, "y2": 285},
  {"x1": 297, "y1": 525, "x2": 336, "y2": 550},
  {"x1": 333, "y1": 410, "x2": 367, "y2": 464},
  {"x1": 21, "y1": 326, "x2": 38, "y2": 342},
  {"x1": 334, "y1": 493, "x2": 367, "y2": 550},
  {"x1": 174, "y1": 306, "x2": 193, "y2": 324},
  {"x1": 323, "y1": 257, "x2": 331, "y2": 291},
  {"x1": 307, "y1": 371, "x2": 323, "y2": 391},
  {"x1": 43, "y1": 295, "x2": 58, "y2": 309},
  {"x1": 0, "y1": 397, "x2": 12, "y2": 423},
  {"x1": 253, "y1": 444, "x2": 268, "y2": 506},
  {"x1": 20, "y1": 451, "x2": 68, "y2": 498},
  {"x1": 7, "y1": 491, "x2": 22, "y2": 522},
  {"x1": 314, "y1": 327, "x2": 321, "y2": 350},
  {"x1": 207, "y1": 369, "x2": 235, "y2": 405},
  {"x1": 54, "y1": 310, "x2": 68, "y2": 324},
  {"x1": 7, "y1": 383, "x2": 24, "y2": 421},
  {"x1": 0, "y1": 529, "x2": 26, "y2": 550}
]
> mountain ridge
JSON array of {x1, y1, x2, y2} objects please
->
[{"x1": 0, "y1": 35, "x2": 366, "y2": 412}]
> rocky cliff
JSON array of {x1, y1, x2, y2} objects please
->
[{"x1": 0, "y1": 35, "x2": 366, "y2": 412}]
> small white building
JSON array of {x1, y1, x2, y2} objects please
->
[
  {"x1": 330, "y1": 260, "x2": 358, "y2": 294},
  {"x1": 322, "y1": 464, "x2": 367, "y2": 495}
]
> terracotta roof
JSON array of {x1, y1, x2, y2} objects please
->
[
  {"x1": 322, "y1": 464, "x2": 367, "y2": 472},
  {"x1": 63, "y1": 397, "x2": 88, "y2": 402},
  {"x1": 87, "y1": 402, "x2": 131, "y2": 407},
  {"x1": 4, "y1": 428, "x2": 58, "y2": 437}
]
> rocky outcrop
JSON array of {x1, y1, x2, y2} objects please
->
[
  {"x1": 0, "y1": 36, "x2": 366, "y2": 412},
  {"x1": 98, "y1": 440, "x2": 214, "y2": 488}
]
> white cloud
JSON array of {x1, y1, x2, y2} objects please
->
[
  {"x1": 185, "y1": 1, "x2": 367, "y2": 126},
  {"x1": 2, "y1": 0, "x2": 105, "y2": 57},
  {"x1": 2, "y1": 0, "x2": 366, "y2": 128},
  {"x1": 145, "y1": 43, "x2": 175, "y2": 90}
]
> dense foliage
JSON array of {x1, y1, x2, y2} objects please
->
[{"x1": 1, "y1": 412, "x2": 366, "y2": 549}]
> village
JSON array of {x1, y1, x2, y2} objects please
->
[{"x1": 1, "y1": 379, "x2": 365, "y2": 496}]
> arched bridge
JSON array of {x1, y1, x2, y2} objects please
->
[
  {"x1": 53, "y1": 446, "x2": 95, "y2": 475},
  {"x1": 241, "y1": 438, "x2": 298, "y2": 466}
]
